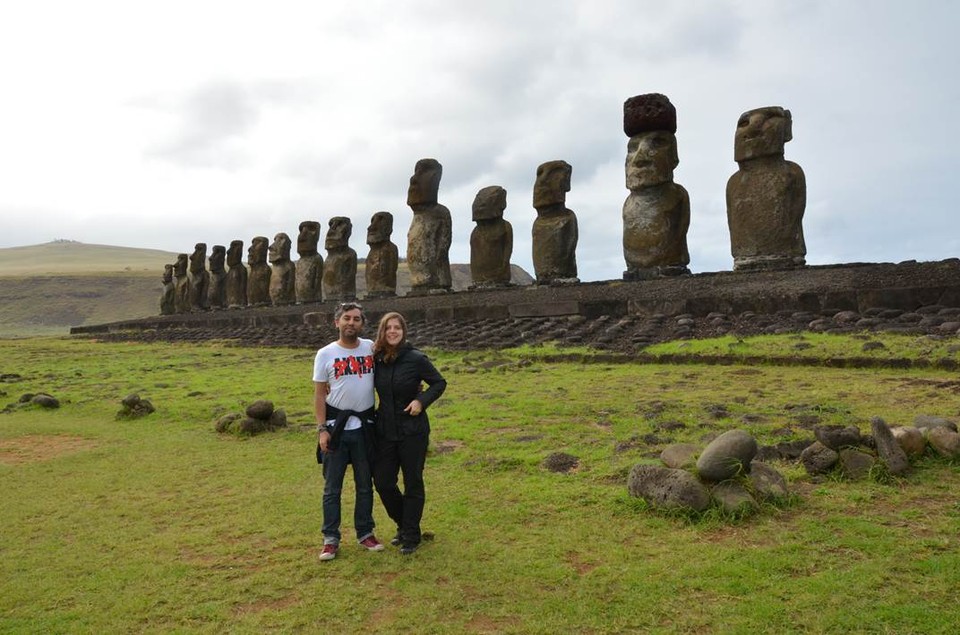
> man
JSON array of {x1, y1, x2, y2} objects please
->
[{"x1": 314, "y1": 302, "x2": 384, "y2": 561}]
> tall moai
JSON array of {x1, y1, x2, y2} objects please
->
[
  {"x1": 726, "y1": 106, "x2": 806, "y2": 271},
  {"x1": 188, "y1": 243, "x2": 210, "y2": 311},
  {"x1": 365, "y1": 211, "x2": 398, "y2": 299},
  {"x1": 532, "y1": 160, "x2": 578, "y2": 284},
  {"x1": 246, "y1": 236, "x2": 272, "y2": 307},
  {"x1": 323, "y1": 217, "x2": 357, "y2": 301},
  {"x1": 295, "y1": 220, "x2": 324, "y2": 304},
  {"x1": 173, "y1": 253, "x2": 190, "y2": 314},
  {"x1": 268, "y1": 232, "x2": 296, "y2": 306},
  {"x1": 469, "y1": 186, "x2": 513, "y2": 288},
  {"x1": 621, "y1": 93, "x2": 690, "y2": 280},
  {"x1": 207, "y1": 245, "x2": 227, "y2": 310},
  {"x1": 225, "y1": 240, "x2": 248, "y2": 308},
  {"x1": 159, "y1": 264, "x2": 175, "y2": 315},
  {"x1": 406, "y1": 158, "x2": 452, "y2": 295}
]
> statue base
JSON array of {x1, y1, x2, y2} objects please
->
[
  {"x1": 535, "y1": 277, "x2": 580, "y2": 287},
  {"x1": 364, "y1": 291, "x2": 397, "y2": 299},
  {"x1": 468, "y1": 282, "x2": 515, "y2": 291},
  {"x1": 623, "y1": 265, "x2": 690, "y2": 281},
  {"x1": 733, "y1": 255, "x2": 806, "y2": 272},
  {"x1": 406, "y1": 287, "x2": 453, "y2": 297}
]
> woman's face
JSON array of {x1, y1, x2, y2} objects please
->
[{"x1": 385, "y1": 318, "x2": 404, "y2": 346}]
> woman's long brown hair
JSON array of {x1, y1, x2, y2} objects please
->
[{"x1": 373, "y1": 312, "x2": 407, "y2": 363}]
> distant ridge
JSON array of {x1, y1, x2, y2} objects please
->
[{"x1": 0, "y1": 241, "x2": 179, "y2": 276}]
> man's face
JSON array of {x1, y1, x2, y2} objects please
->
[
  {"x1": 734, "y1": 108, "x2": 789, "y2": 162},
  {"x1": 335, "y1": 308, "x2": 364, "y2": 340},
  {"x1": 625, "y1": 131, "x2": 677, "y2": 189}
]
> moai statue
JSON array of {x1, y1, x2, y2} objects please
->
[
  {"x1": 187, "y1": 243, "x2": 210, "y2": 311},
  {"x1": 268, "y1": 232, "x2": 296, "y2": 306},
  {"x1": 621, "y1": 93, "x2": 690, "y2": 280},
  {"x1": 469, "y1": 186, "x2": 513, "y2": 288},
  {"x1": 246, "y1": 236, "x2": 272, "y2": 307},
  {"x1": 173, "y1": 254, "x2": 190, "y2": 314},
  {"x1": 406, "y1": 158, "x2": 452, "y2": 295},
  {"x1": 225, "y1": 240, "x2": 248, "y2": 309},
  {"x1": 323, "y1": 216, "x2": 357, "y2": 301},
  {"x1": 365, "y1": 211, "x2": 398, "y2": 299},
  {"x1": 207, "y1": 245, "x2": 227, "y2": 310},
  {"x1": 295, "y1": 220, "x2": 324, "y2": 304},
  {"x1": 159, "y1": 264, "x2": 175, "y2": 315},
  {"x1": 726, "y1": 106, "x2": 806, "y2": 271},
  {"x1": 532, "y1": 160, "x2": 579, "y2": 284}
]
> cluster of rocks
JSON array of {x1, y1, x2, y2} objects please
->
[
  {"x1": 1, "y1": 392, "x2": 60, "y2": 413},
  {"x1": 215, "y1": 400, "x2": 288, "y2": 436},
  {"x1": 116, "y1": 394, "x2": 155, "y2": 420}
]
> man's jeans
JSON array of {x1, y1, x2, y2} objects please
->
[{"x1": 321, "y1": 428, "x2": 375, "y2": 544}]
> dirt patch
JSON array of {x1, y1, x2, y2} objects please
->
[
  {"x1": 0, "y1": 434, "x2": 98, "y2": 465},
  {"x1": 233, "y1": 593, "x2": 300, "y2": 616}
]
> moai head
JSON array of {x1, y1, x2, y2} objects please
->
[
  {"x1": 407, "y1": 158, "x2": 442, "y2": 207},
  {"x1": 326, "y1": 217, "x2": 352, "y2": 250},
  {"x1": 623, "y1": 93, "x2": 679, "y2": 189},
  {"x1": 297, "y1": 221, "x2": 321, "y2": 257},
  {"x1": 209, "y1": 245, "x2": 226, "y2": 273},
  {"x1": 248, "y1": 236, "x2": 268, "y2": 265},
  {"x1": 162, "y1": 264, "x2": 173, "y2": 284},
  {"x1": 268, "y1": 232, "x2": 291, "y2": 264},
  {"x1": 174, "y1": 253, "x2": 188, "y2": 276},
  {"x1": 533, "y1": 160, "x2": 572, "y2": 210},
  {"x1": 367, "y1": 211, "x2": 394, "y2": 245},
  {"x1": 734, "y1": 106, "x2": 793, "y2": 162},
  {"x1": 227, "y1": 240, "x2": 244, "y2": 267},
  {"x1": 472, "y1": 186, "x2": 507, "y2": 222},
  {"x1": 189, "y1": 243, "x2": 207, "y2": 273}
]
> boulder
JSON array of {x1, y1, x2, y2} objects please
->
[
  {"x1": 269, "y1": 408, "x2": 288, "y2": 429},
  {"x1": 800, "y1": 441, "x2": 838, "y2": 475},
  {"x1": 245, "y1": 400, "x2": 275, "y2": 420},
  {"x1": 660, "y1": 443, "x2": 699, "y2": 469},
  {"x1": 711, "y1": 481, "x2": 758, "y2": 515},
  {"x1": 838, "y1": 448, "x2": 876, "y2": 480},
  {"x1": 813, "y1": 425, "x2": 863, "y2": 451},
  {"x1": 926, "y1": 427, "x2": 960, "y2": 458},
  {"x1": 914, "y1": 415, "x2": 958, "y2": 434},
  {"x1": 871, "y1": 417, "x2": 910, "y2": 476},
  {"x1": 696, "y1": 430, "x2": 757, "y2": 482},
  {"x1": 627, "y1": 465, "x2": 711, "y2": 512},
  {"x1": 215, "y1": 413, "x2": 241, "y2": 433},
  {"x1": 31, "y1": 394, "x2": 60, "y2": 409},
  {"x1": 238, "y1": 417, "x2": 268, "y2": 435},
  {"x1": 891, "y1": 426, "x2": 926, "y2": 457},
  {"x1": 121, "y1": 394, "x2": 142, "y2": 409},
  {"x1": 748, "y1": 461, "x2": 789, "y2": 501}
]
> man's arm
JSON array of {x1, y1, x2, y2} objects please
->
[{"x1": 315, "y1": 382, "x2": 331, "y2": 452}]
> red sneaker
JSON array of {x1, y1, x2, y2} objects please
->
[
  {"x1": 359, "y1": 535, "x2": 385, "y2": 551},
  {"x1": 318, "y1": 543, "x2": 339, "y2": 561}
]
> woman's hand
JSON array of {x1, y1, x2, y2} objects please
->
[{"x1": 404, "y1": 399, "x2": 423, "y2": 416}]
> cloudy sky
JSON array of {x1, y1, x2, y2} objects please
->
[{"x1": 1, "y1": 0, "x2": 957, "y2": 281}]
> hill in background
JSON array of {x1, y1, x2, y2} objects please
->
[{"x1": 0, "y1": 241, "x2": 533, "y2": 337}]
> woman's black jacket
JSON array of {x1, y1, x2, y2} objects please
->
[{"x1": 374, "y1": 344, "x2": 446, "y2": 441}]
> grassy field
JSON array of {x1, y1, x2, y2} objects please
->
[{"x1": 1, "y1": 336, "x2": 959, "y2": 633}]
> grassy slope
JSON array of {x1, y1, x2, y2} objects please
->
[{"x1": 1, "y1": 338, "x2": 958, "y2": 633}]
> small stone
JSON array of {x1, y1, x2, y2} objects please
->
[
  {"x1": 838, "y1": 448, "x2": 876, "y2": 480},
  {"x1": 891, "y1": 426, "x2": 926, "y2": 457},
  {"x1": 871, "y1": 417, "x2": 910, "y2": 476},
  {"x1": 31, "y1": 394, "x2": 60, "y2": 409},
  {"x1": 269, "y1": 408, "x2": 288, "y2": 429},
  {"x1": 914, "y1": 415, "x2": 958, "y2": 433},
  {"x1": 800, "y1": 441, "x2": 839, "y2": 475},
  {"x1": 926, "y1": 427, "x2": 960, "y2": 458},
  {"x1": 696, "y1": 429, "x2": 758, "y2": 482},
  {"x1": 814, "y1": 425, "x2": 863, "y2": 451},
  {"x1": 711, "y1": 481, "x2": 758, "y2": 515},
  {"x1": 627, "y1": 465, "x2": 711, "y2": 512},
  {"x1": 660, "y1": 443, "x2": 699, "y2": 469},
  {"x1": 245, "y1": 400, "x2": 275, "y2": 420},
  {"x1": 748, "y1": 461, "x2": 789, "y2": 501},
  {"x1": 121, "y1": 394, "x2": 142, "y2": 408}
]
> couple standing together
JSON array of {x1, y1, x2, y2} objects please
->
[{"x1": 313, "y1": 302, "x2": 447, "y2": 561}]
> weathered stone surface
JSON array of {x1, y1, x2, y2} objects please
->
[
  {"x1": 365, "y1": 212, "x2": 398, "y2": 298},
  {"x1": 269, "y1": 408, "x2": 288, "y2": 429},
  {"x1": 914, "y1": 415, "x2": 958, "y2": 433},
  {"x1": 225, "y1": 240, "x2": 248, "y2": 308},
  {"x1": 814, "y1": 424, "x2": 863, "y2": 451},
  {"x1": 926, "y1": 426, "x2": 960, "y2": 458},
  {"x1": 800, "y1": 441, "x2": 838, "y2": 475},
  {"x1": 295, "y1": 220, "x2": 324, "y2": 304},
  {"x1": 215, "y1": 413, "x2": 241, "y2": 433},
  {"x1": 891, "y1": 426, "x2": 927, "y2": 457},
  {"x1": 188, "y1": 243, "x2": 210, "y2": 311},
  {"x1": 246, "y1": 236, "x2": 271, "y2": 307},
  {"x1": 627, "y1": 464, "x2": 711, "y2": 512},
  {"x1": 623, "y1": 93, "x2": 677, "y2": 136},
  {"x1": 323, "y1": 217, "x2": 358, "y2": 301},
  {"x1": 711, "y1": 481, "x2": 758, "y2": 515},
  {"x1": 871, "y1": 416, "x2": 910, "y2": 476},
  {"x1": 117, "y1": 393, "x2": 155, "y2": 419},
  {"x1": 470, "y1": 186, "x2": 513, "y2": 288},
  {"x1": 238, "y1": 417, "x2": 267, "y2": 434},
  {"x1": 173, "y1": 253, "x2": 190, "y2": 314},
  {"x1": 726, "y1": 106, "x2": 806, "y2": 271},
  {"x1": 838, "y1": 448, "x2": 876, "y2": 480},
  {"x1": 160, "y1": 264, "x2": 175, "y2": 315},
  {"x1": 30, "y1": 394, "x2": 59, "y2": 409},
  {"x1": 207, "y1": 245, "x2": 227, "y2": 309},
  {"x1": 246, "y1": 400, "x2": 275, "y2": 420},
  {"x1": 532, "y1": 160, "x2": 578, "y2": 284},
  {"x1": 748, "y1": 461, "x2": 789, "y2": 501},
  {"x1": 268, "y1": 232, "x2": 296, "y2": 306},
  {"x1": 660, "y1": 443, "x2": 699, "y2": 469},
  {"x1": 696, "y1": 429, "x2": 757, "y2": 482},
  {"x1": 406, "y1": 158, "x2": 452, "y2": 294}
]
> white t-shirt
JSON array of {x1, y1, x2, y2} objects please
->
[{"x1": 313, "y1": 338, "x2": 375, "y2": 430}]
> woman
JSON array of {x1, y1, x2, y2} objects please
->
[{"x1": 372, "y1": 312, "x2": 447, "y2": 555}]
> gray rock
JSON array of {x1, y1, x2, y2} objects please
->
[
  {"x1": 891, "y1": 426, "x2": 926, "y2": 457},
  {"x1": 914, "y1": 415, "x2": 958, "y2": 433},
  {"x1": 660, "y1": 443, "x2": 699, "y2": 469},
  {"x1": 238, "y1": 417, "x2": 268, "y2": 435},
  {"x1": 215, "y1": 413, "x2": 241, "y2": 433},
  {"x1": 748, "y1": 461, "x2": 789, "y2": 501},
  {"x1": 800, "y1": 441, "x2": 839, "y2": 475},
  {"x1": 711, "y1": 481, "x2": 758, "y2": 515},
  {"x1": 776, "y1": 439, "x2": 814, "y2": 460},
  {"x1": 871, "y1": 417, "x2": 910, "y2": 476},
  {"x1": 814, "y1": 424, "x2": 862, "y2": 451},
  {"x1": 245, "y1": 400, "x2": 275, "y2": 420},
  {"x1": 926, "y1": 427, "x2": 960, "y2": 458},
  {"x1": 269, "y1": 408, "x2": 288, "y2": 429},
  {"x1": 122, "y1": 393, "x2": 141, "y2": 409},
  {"x1": 838, "y1": 448, "x2": 876, "y2": 480},
  {"x1": 627, "y1": 465, "x2": 711, "y2": 512},
  {"x1": 696, "y1": 429, "x2": 758, "y2": 482},
  {"x1": 31, "y1": 394, "x2": 60, "y2": 409}
]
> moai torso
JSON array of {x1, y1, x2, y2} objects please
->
[
  {"x1": 187, "y1": 243, "x2": 210, "y2": 311},
  {"x1": 469, "y1": 186, "x2": 513, "y2": 287},
  {"x1": 207, "y1": 245, "x2": 227, "y2": 310},
  {"x1": 295, "y1": 221, "x2": 324, "y2": 303},
  {"x1": 323, "y1": 217, "x2": 357, "y2": 301},
  {"x1": 726, "y1": 106, "x2": 806, "y2": 270},
  {"x1": 532, "y1": 160, "x2": 578, "y2": 283},
  {"x1": 225, "y1": 240, "x2": 248, "y2": 308},
  {"x1": 621, "y1": 94, "x2": 690, "y2": 279},
  {"x1": 406, "y1": 158, "x2": 452, "y2": 294},
  {"x1": 268, "y1": 233, "x2": 296, "y2": 306},
  {"x1": 160, "y1": 264, "x2": 176, "y2": 315},
  {"x1": 365, "y1": 211, "x2": 398, "y2": 298},
  {"x1": 246, "y1": 237, "x2": 272, "y2": 306},
  {"x1": 173, "y1": 254, "x2": 190, "y2": 314}
]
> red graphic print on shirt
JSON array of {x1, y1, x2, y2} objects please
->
[{"x1": 332, "y1": 355, "x2": 374, "y2": 380}]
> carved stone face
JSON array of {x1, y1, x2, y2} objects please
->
[
  {"x1": 162, "y1": 264, "x2": 173, "y2": 283},
  {"x1": 367, "y1": 212, "x2": 393, "y2": 245},
  {"x1": 268, "y1": 233, "x2": 291, "y2": 263},
  {"x1": 326, "y1": 217, "x2": 352, "y2": 250},
  {"x1": 472, "y1": 186, "x2": 507, "y2": 221},
  {"x1": 297, "y1": 221, "x2": 321, "y2": 257},
  {"x1": 227, "y1": 240, "x2": 243, "y2": 267},
  {"x1": 407, "y1": 159, "x2": 442, "y2": 207},
  {"x1": 209, "y1": 246, "x2": 226, "y2": 272},
  {"x1": 625, "y1": 131, "x2": 678, "y2": 189},
  {"x1": 248, "y1": 237, "x2": 268, "y2": 265},
  {"x1": 734, "y1": 107, "x2": 792, "y2": 162},
  {"x1": 174, "y1": 254, "x2": 188, "y2": 276},
  {"x1": 189, "y1": 243, "x2": 207, "y2": 273},
  {"x1": 533, "y1": 160, "x2": 572, "y2": 209}
]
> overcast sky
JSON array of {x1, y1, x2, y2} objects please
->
[{"x1": 1, "y1": 0, "x2": 957, "y2": 281}]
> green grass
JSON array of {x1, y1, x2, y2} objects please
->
[{"x1": 2, "y1": 337, "x2": 959, "y2": 633}]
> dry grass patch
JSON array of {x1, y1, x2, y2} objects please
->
[{"x1": 0, "y1": 434, "x2": 98, "y2": 465}]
